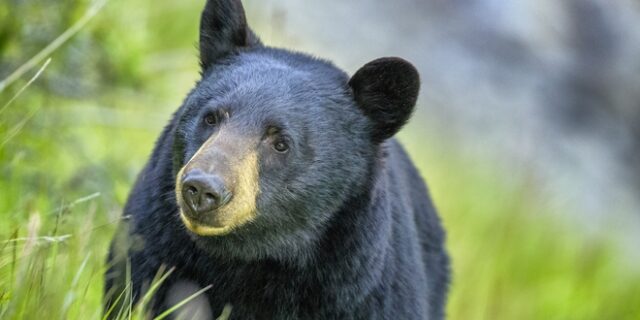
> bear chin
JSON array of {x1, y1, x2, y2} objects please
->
[
  {"x1": 180, "y1": 211, "x2": 236, "y2": 237},
  {"x1": 185, "y1": 218, "x2": 322, "y2": 265}
]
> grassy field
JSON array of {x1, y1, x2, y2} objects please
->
[{"x1": 1, "y1": 0, "x2": 639, "y2": 319}]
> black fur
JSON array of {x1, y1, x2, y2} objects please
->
[
  {"x1": 104, "y1": 0, "x2": 449, "y2": 319},
  {"x1": 349, "y1": 57, "x2": 420, "y2": 143},
  {"x1": 198, "y1": 0, "x2": 260, "y2": 70}
]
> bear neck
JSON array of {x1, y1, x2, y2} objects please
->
[{"x1": 307, "y1": 147, "x2": 394, "y2": 297}]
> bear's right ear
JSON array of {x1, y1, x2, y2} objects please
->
[
  {"x1": 349, "y1": 57, "x2": 420, "y2": 143},
  {"x1": 199, "y1": 0, "x2": 261, "y2": 71}
]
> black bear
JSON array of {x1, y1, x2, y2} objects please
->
[{"x1": 104, "y1": 0, "x2": 450, "y2": 319}]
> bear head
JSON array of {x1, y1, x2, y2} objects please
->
[{"x1": 171, "y1": 0, "x2": 420, "y2": 262}]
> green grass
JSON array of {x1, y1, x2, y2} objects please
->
[
  {"x1": 1, "y1": 0, "x2": 640, "y2": 319},
  {"x1": 403, "y1": 136, "x2": 640, "y2": 319}
]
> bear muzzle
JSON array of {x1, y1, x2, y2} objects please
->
[{"x1": 175, "y1": 130, "x2": 260, "y2": 236}]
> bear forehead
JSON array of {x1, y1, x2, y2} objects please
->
[
  {"x1": 188, "y1": 53, "x2": 352, "y2": 117},
  {"x1": 202, "y1": 50, "x2": 348, "y2": 94}
]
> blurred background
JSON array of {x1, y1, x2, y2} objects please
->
[{"x1": 1, "y1": 0, "x2": 639, "y2": 319}]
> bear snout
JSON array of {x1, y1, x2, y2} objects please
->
[
  {"x1": 181, "y1": 169, "x2": 232, "y2": 219},
  {"x1": 174, "y1": 132, "x2": 260, "y2": 236}
]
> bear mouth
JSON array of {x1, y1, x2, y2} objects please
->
[{"x1": 179, "y1": 209, "x2": 236, "y2": 236}]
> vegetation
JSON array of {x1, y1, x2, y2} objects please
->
[{"x1": 1, "y1": 0, "x2": 639, "y2": 318}]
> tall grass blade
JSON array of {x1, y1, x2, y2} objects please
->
[
  {"x1": 152, "y1": 285, "x2": 213, "y2": 320},
  {"x1": 0, "y1": 58, "x2": 51, "y2": 116},
  {"x1": 0, "y1": 0, "x2": 108, "y2": 93},
  {"x1": 0, "y1": 105, "x2": 41, "y2": 148}
]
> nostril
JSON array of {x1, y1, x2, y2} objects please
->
[
  {"x1": 202, "y1": 191, "x2": 223, "y2": 210},
  {"x1": 204, "y1": 192, "x2": 219, "y2": 203},
  {"x1": 182, "y1": 183, "x2": 200, "y2": 212}
]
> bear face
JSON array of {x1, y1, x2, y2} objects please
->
[
  {"x1": 171, "y1": 0, "x2": 421, "y2": 262},
  {"x1": 172, "y1": 51, "x2": 373, "y2": 261}
]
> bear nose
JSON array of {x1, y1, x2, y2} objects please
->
[{"x1": 181, "y1": 170, "x2": 231, "y2": 218}]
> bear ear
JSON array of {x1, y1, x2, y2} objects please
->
[
  {"x1": 199, "y1": 0, "x2": 261, "y2": 71},
  {"x1": 348, "y1": 57, "x2": 420, "y2": 143}
]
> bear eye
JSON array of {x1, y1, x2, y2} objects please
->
[
  {"x1": 273, "y1": 140, "x2": 289, "y2": 153},
  {"x1": 203, "y1": 113, "x2": 218, "y2": 126}
]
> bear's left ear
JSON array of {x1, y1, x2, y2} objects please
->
[
  {"x1": 199, "y1": 0, "x2": 261, "y2": 71},
  {"x1": 348, "y1": 57, "x2": 420, "y2": 143}
]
